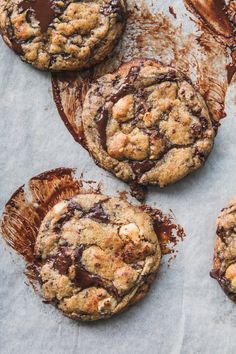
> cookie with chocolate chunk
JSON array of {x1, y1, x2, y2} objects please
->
[
  {"x1": 0, "y1": 0, "x2": 126, "y2": 71},
  {"x1": 211, "y1": 198, "x2": 236, "y2": 303},
  {"x1": 82, "y1": 59, "x2": 215, "y2": 187},
  {"x1": 35, "y1": 193, "x2": 161, "y2": 320}
]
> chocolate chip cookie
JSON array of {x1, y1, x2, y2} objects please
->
[
  {"x1": 211, "y1": 198, "x2": 236, "y2": 303},
  {"x1": 35, "y1": 193, "x2": 161, "y2": 320},
  {"x1": 0, "y1": 0, "x2": 126, "y2": 71},
  {"x1": 82, "y1": 59, "x2": 215, "y2": 187}
]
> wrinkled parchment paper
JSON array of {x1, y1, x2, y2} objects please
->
[{"x1": 1, "y1": 1, "x2": 236, "y2": 353}]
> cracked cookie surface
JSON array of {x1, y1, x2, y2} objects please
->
[
  {"x1": 0, "y1": 0, "x2": 126, "y2": 71},
  {"x1": 35, "y1": 193, "x2": 161, "y2": 320},
  {"x1": 82, "y1": 59, "x2": 215, "y2": 187},
  {"x1": 211, "y1": 198, "x2": 236, "y2": 303}
]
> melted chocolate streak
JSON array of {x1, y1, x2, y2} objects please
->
[
  {"x1": 95, "y1": 65, "x2": 142, "y2": 150},
  {"x1": 53, "y1": 199, "x2": 110, "y2": 233},
  {"x1": 48, "y1": 244, "x2": 120, "y2": 298},
  {"x1": 95, "y1": 66, "x2": 181, "y2": 174},
  {"x1": 74, "y1": 245, "x2": 119, "y2": 297}
]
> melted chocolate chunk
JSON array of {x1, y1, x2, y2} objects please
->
[
  {"x1": 53, "y1": 248, "x2": 72, "y2": 275},
  {"x1": 211, "y1": 269, "x2": 236, "y2": 303},
  {"x1": 129, "y1": 182, "x2": 147, "y2": 202},
  {"x1": 17, "y1": 0, "x2": 62, "y2": 33},
  {"x1": 108, "y1": 66, "x2": 141, "y2": 104},
  {"x1": 130, "y1": 160, "x2": 155, "y2": 178},
  {"x1": 74, "y1": 245, "x2": 118, "y2": 297},
  {"x1": 53, "y1": 200, "x2": 109, "y2": 233},
  {"x1": 86, "y1": 202, "x2": 110, "y2": 223},
  {"x1": 74, "y1": 266, "x2": 103, "y2": 289},
  {"x1": 96, "y1": 107, "x2": 109, "y2": 150},
  {"x1": 53, "y1": 209, "x2": 75, "y2": 233},
  {"x1": 95, "y1": 66, "x2": 142, "y2": 150}
]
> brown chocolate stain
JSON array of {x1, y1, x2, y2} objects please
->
[
  {"x1": 184, "y1": 0, "x2": 234, "y2": 39},
  {"x1": 226, "y1": 64, "x2": 236, "y2": 84},
  {"x1": 0, "y1": 168, "x2": 101, "y2": 286},
  {"x1": 51, "y1": 71, "x2": 90, "y2": 148},
  {"x1": 142, "y1": 205, "x2": 186, "y2": 260}
]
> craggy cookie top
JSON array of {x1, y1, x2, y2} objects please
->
[
  {"x1": 82, "y1": 59, "x2": 215, "y2": 187},
  {"x1": 211, "y1": 198, "x2": 236, "y2": 303},
  {"x1": 35, "y1": 193, "x2": 161, "y2": 320},
  {"x1": 0, "y1": 0, "x2": 126, "y2": 71}
]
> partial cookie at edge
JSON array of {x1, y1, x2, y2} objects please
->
[
  {"x1": 211, "y1": 197, "x2": 236, "y2": 303},
  {"x1": 0, "y1": 0, "x2": 126, "y2": 71}
]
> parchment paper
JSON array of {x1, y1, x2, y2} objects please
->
[{"x1": 0, "y1": 1, "x2": 236, "y2": 353}]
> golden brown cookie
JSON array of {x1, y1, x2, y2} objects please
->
[
  {"x1": 35, "y1": 193, "x2": 161, "y2": 320},
  {"x1": 211, "y1": 197, "x2": 236, "y2": 303},
  {"x1": 0, "y1": 0, "x2": 126, "y2": 71},
  {"x1": 82, "y1": 59, "x2": 215, "y2": 187}
]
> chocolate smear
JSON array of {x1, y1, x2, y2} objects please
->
[
  {"x1": 0, "y1": 168, "x2": 101, "y2": 286},
  {"x1": 142, "y1": 205, "x2": 186, "y2": 261},
  {"x1": 226, "y1": 64, "x2": 236, "y2": 84}
]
